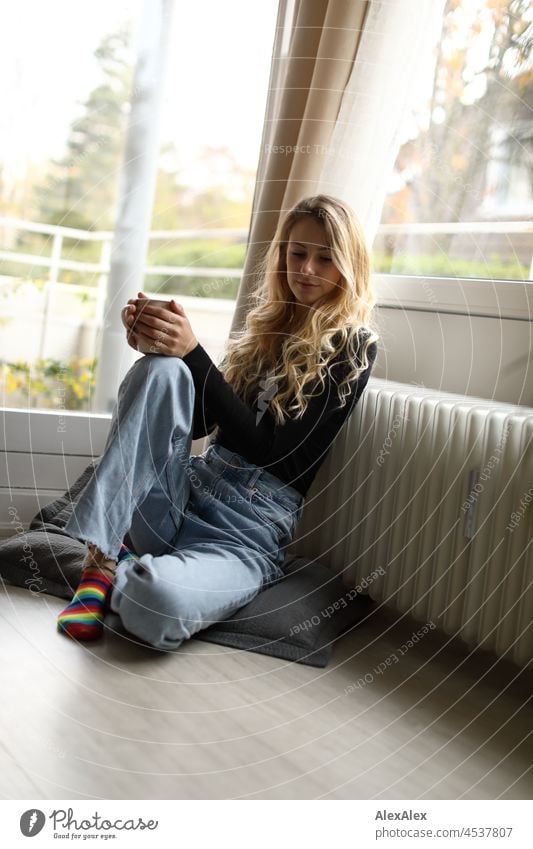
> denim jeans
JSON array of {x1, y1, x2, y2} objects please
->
[{"x1": 64, "y1": 354, "x2": 305, "y2": 650}]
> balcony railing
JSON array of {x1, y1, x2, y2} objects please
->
[{"x1": 0, "y1": 215, "x2": 531, "y2": 363}]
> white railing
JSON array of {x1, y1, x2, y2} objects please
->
[
  {"x1": 0, "y1": 216, "x2": 531, "y2": 360},
  {"x1": 0, "y1": 218, "x2": 248, "y2": 283},
  {"x1": 2, "y1": 215, "x2": 531, "y2": 283},
  {"x1": 0, "y1": 217, "x2": 247, "y2": 359}
]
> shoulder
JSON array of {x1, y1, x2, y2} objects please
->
[
  {"x1": 332, "y1": 327, "x2": 378, "y2": 368},
  {"x1": 358, "y1": 330, "x2": 378, "y2": 366}
]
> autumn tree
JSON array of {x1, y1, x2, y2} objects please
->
[
  {"x1": 387, "y1": 0, "x2": 532, "y2": 226},
  {"x1": 32, "y1": 27, "x2": 133, "y2": 231}
]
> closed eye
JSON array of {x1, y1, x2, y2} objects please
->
[{"x1": 290, "y1": 251, "x2": 332, "y2": 262}]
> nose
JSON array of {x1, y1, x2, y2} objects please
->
[{"x1": 301, "y1": 256, "x2": 318, "y2": 277}]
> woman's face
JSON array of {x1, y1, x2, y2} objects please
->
[{"x1": 285, "y1": 217, "x2": 343, "y2": 316}]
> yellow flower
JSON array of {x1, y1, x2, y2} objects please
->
[{"x1": 5, "y1": 374, "x2": 18, "y2": 393}]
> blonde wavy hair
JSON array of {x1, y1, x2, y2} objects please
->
[{"x1": 219, "y1": 194, "x2": 379, "y2": 424}]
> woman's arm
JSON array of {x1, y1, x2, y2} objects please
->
[
  {"x1": 182, "y1": 335, "x2": 377, "y2": 464},
  {"x1": 124, "y1": 295, "x2": 377, "y2": 457},
  {"x1": 122, "y1": 297, "x2": 215, "y2": 439}
]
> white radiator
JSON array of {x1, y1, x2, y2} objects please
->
[{"x1": 290, "y1": 378, "x2": 533, "y2": 669}]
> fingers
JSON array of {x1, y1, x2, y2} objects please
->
[
  {"x1": 121, "y1": 306, "x2": 134, "y2": 331},
  {"x1": 129, "y1": 296, "x2": 185, "y2": 319},
  {"x1": 133, "y1": 320, "x2": 169, "y2": 343},
  {"x1": 132, "y1": 310, "x2": 175, "y2": 333},
  {"x1": 170, "y1": 299, "x2": 185, "y2": 316},
  {"x1": 135, "y1": 326, "x2": 168, "y2": 354},
  {"x1": 123, "y1": 291, "x2": 147, "y2": 317},
  {"x1": 125, "y1": 297, "x2": 187, "y2": 350},
  {"x1": 132, "y1": 300, "x2": 160, "y2": 318},
  {"x1": 124, "y1": 300, "x2": 136, "y2": 323},
  {"x1": 124, "y1": 321, "x2": 139, "y2": 350},
  {"x1": 133, "y1": 303, "x2": 180, "y2": 329}
]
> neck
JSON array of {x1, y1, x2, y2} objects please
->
[{"x1": 290, "y1": 303, "x2": 313, "y2": 332}]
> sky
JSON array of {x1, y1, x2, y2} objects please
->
[{"x1": 0, "y1": 0, "x2": 278, "y2": 187}]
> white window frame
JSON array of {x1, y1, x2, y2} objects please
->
[{"x1": 374, "y1": 274, "x2": 533, "y2": 322}]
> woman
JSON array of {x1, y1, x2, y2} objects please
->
[{"x1": 57, "y1": 194, "x2": 379, "y2": 647}]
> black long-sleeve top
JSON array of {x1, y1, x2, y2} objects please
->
[{"x1": 181, "y1": 331, "x2": 378, "y2": 496}]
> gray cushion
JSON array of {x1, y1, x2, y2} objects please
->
[
  {"x1": 195, "y1": 555, "x2": 374, "y2": 666},
  {"x1": 0, "y1": 462, "x2": 98, "y2": 600},
  {"x1": 0, "y1": 463, "x2": 373, "y2": 667},
  {"x1": 0, "y1": 528, "x2": 87, "y2": 599}
]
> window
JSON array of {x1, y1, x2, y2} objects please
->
[
  {"x1": 0, "y1": 0, "x2": 277, "y2": 413},
  {"x1": 373, "y1": 0, "x2": 533, "y2": 283}
]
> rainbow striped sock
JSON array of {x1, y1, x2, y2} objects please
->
[
  {"x1": 57, "y1": 567, "x2": 114, "y2": 642},
  {"x1": 117, "y1": 543, "x2": 140, "y2": 565}
]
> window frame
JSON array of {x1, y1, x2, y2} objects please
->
[{"x1": 373, "y1": 273, "x2": 533, "y2": 322}]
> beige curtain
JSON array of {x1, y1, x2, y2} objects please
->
[
  {"x1": 318, "y1": 0, "x2": 447, "y2": 242},
  {"x1": 231, "y1": 0, "x2": 369, "y2": 334},
  {"x1": 231, "y1": 0, "x2": 445, "y2": 337}
]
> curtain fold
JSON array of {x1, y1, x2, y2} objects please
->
[
  {"x1": 318, "y1": 0, "x2": 447, "y2": 243},
  {"x1": 231, "y1": 0, "x2": 447, "y2": 338},
  {"x1": 231, "y1": 0, "x2": 368, "y2": 334}
]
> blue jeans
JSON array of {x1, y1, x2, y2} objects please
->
[{"x1": 64, "y1": 354, "x2": 305, "y2": 650}]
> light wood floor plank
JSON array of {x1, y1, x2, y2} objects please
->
[{"x1": 1, "y1": 585, "x2": 531, "y2": 800}]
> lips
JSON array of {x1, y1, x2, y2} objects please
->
[{"x1": 296, "y1": 281, "x2": 316, "y2": 288}]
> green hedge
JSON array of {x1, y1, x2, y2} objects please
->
[
  {"x1": 3, "y1": 242, "x2": 528, "y2": 296},
  {"x1": 372, "y1": 251, "x2": 529, "y2": 281},
  {"x1": 145, "y1": 240, "x2": 245, "y2": 299},
  {"x1": 147, "y1": 239, "x2": 246, "y2": 269}
]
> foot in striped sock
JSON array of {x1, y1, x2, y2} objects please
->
[
  {"x1": 117, "y1": 543, "x2": 140, "y2": 565},
  {"x1": 57, "y1": 549, "x2": 116, "y2": 642}
]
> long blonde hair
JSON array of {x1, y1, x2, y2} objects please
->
[{"x1": 219, "y1": 194, "x2": 379, "y2": 424}]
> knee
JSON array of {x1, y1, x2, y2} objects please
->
[
  {"x1": 112, "y1": 558, "x2": 192, "y2": 650},
  {"x1": 128, "y1": 355, "x2": 193, "y2": 410},
  {"x1": 134, "y1": 353, "x2": 190, "y2": 383}
]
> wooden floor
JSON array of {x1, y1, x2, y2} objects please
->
[{"x1": 1, "y1": 583, "x2": 532, "y2": 800}]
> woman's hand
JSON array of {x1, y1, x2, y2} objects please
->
[
  {"x1": 123, "y1": 292, "x2": 199, "y2": 358},
  {"x1": 121, "y1": 291, "x2": 150, "y2": 351}
]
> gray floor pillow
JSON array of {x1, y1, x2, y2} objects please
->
[
  {"x1": 0, "y1": 527, "x2": 87, "y2": 600},
  {"x1": 195, "y1": 555, "x2": 375, "y2": 666},
  {"x1": 0, "y1": 461, "x2": 98, "y2": 599},
  {"x1": 0, "y1": 464, "x2": 373, "y2": 666}
]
